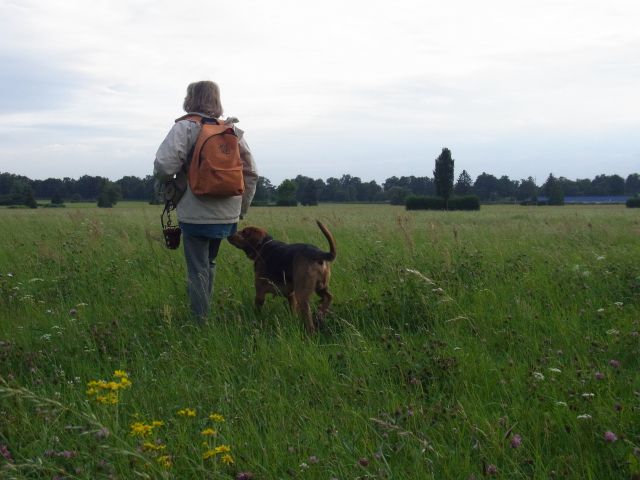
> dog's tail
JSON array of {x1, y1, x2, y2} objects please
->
[{"x1": 316, "y1": 220, "x2": 337, "y2": 262}]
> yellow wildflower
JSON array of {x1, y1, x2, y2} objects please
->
[
  {"x1": 142, "y1": 442, "x2": 167, "y2": 452},
  {"x1": 95, "y1": 392, "x2": 119, "y2": 405},
  {"x1": 151, "y1": 420, "x2": 164, "y2": 427},
  {"x1": 208, "y1": 413, "x2": 225, "y2": 423},
  {"x1": 221, "y1": 453, "x2": 234, "y2": 465},
  {"x1": 213, "y1": 445, "x2": 231, "y2": 455},
  {"x1": 203, "y1": 445, "x2": 232, "y2": 460},
  {"x1": 119, "y1": 377, "x2": 132, "y2": 388},
  {"x1": 202, "y1": 449, "x2": 216, "y2": 460},
  {"x1": 157, "y1": 455, "x2": 172, "y2": 469},
  {"x1": 201, "y1": 428, "x2": 217, "y2": 436},
  {"x1": 114, "y1": 370, "x2": 128, "y2": 378},
  {"x1": 177, "y1": 408, "x2": 196, "y2": 417},
  {"x1": 129, "y1": 422, "x2": 154, "y2": 437}
]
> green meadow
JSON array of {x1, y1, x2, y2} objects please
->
[{"x1": 1, "y1": 203, "x2": 639, "y2": 479}]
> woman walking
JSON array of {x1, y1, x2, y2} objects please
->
[{"x1": 154, "y1": 81, "x2": 258, "y2": 324}]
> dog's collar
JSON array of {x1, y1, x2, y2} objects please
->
[
  {"x1": 247, "y1": 235, "x2": 274, "y2": 261},
  {"x1": 257, "y1": 235, "x2": 274, "y2": 249}
]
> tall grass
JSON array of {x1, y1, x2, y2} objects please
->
[{"x1": 1, "y1": 203, "x2": 639, "y2": 479}]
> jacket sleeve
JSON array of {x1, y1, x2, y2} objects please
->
[
  {"x1": 153, "y1": 121, "x2": 194, "y2": 181},
  {"x1": 238, "y1": 135, "x2": 258, "y2": 215}
]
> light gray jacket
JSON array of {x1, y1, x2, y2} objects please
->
[{"x1": 154, "y1": 113, "x2": 258, "y2": 224}]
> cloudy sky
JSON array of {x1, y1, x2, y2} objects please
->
[{"x1": 1, "y1": 0, "x2": 638, "y2": 185}]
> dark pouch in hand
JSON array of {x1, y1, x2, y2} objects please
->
[{"x1": 161, "y1": 204, "x2": 182, "y2": 250}]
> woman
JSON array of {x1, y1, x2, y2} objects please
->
[{"x1": 154, "y1": 81, "x2": 258, "y2": 324}]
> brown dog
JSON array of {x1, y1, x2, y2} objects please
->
[{"x1": 228, "y1": 220, "x2": 336, "y2": 333}]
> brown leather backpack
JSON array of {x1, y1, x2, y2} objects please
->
[{"x1": 177, "y1": 114, "x2": 244, "y2": 198}]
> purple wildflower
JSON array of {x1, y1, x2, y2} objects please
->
[
  {"x1": 510, "y1": 434, "x2": 523, "y2": 449},
  {"x1": 58, "y1": 450, "x2": 77, "y2": 459},
  {"x1": 603, "y1": 431, "x2": 617, "y2": 443},
  {"x1": 358, "y1": 457, "x2": 369, "y2": 467},
  {"x1": 308, "y1": 455, "x2": 319, "y2": 464},
  {"x1": 594, "y1": 371, "x2": 605, "y2": 380},
  {"x1": 0, "y1": 444, "x2": 13, "y2": 462},
  {"x1": 485, "y1": 464, "x2": 498, "y2": 475},
  {"x1": 236, "y1": 473, "x2": 255, "y2": 480},
  {"x1": 608, "y1": 359, "x2": 621, "y2": 369}
]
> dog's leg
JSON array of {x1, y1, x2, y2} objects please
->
[
  {"x1": 296, "y1": 295, "x2": 314, "y2": 333},
  {"x1": 315, "y1": 288, "x2": 333, "y2": 328},
  {"x1": 287, "y1": 293, "x2": 297, "y2": 312},
  {"x1": 254, "y1": 280, "x2": 267, "y2": 310}
]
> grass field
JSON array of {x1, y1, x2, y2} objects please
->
[{"x1": 1, "y1": 203, "x2": 639, "y2": 479}]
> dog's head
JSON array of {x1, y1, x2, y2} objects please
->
[{"x1": 228, "y1": 226, "x2": 270, "y2": 260}]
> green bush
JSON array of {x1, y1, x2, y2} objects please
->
[
  {"x1": 627, "y1": 197, "x2": 640, "y2": 208},
  {"x1": 449, "y1": 195, "x2": 481, "y2": 210},
  {"x1": 406, "y1": 195, "x2": 480, "y2": 211},
  {"x1": 275, "y1": 199, "x2": 298, "y2": 207},
  {"x1": 406, "y1": 196, "x2": 445, "y2": 210}
]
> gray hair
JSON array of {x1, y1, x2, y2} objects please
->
[{"x1": 183, "y1": 81, "x2": 223, "y2": 117}]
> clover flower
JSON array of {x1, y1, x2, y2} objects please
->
[
  {"x1": 510, "y1": 434, "x2": 522, "y2": 449},
  {"x1": 486, "y1": 464, "x2": 498, "y2": 475},
  {"x1": 0, "y1": 445, "x2": 13, "y2": 462},
  {"x1": 603, "y1": 431, "x2": 617, "y2": 443}
]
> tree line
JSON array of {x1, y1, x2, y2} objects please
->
[{"x1": 1, "y1": 169, "x2": 638, "y2": 208}]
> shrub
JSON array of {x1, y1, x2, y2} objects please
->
[
  {"x1": 406, "y1": 196, "x2": 445, "y2": 210},
  {"x1": 627, "y1": 197, "x2": 640, "y2": 208},
  {"x1": 275, "y1": 199, "x2": 298, "y2": 207},
  {"x1": 406, "y1": 195, "x2": 480, "y2": 211},
  {"x1": 449, "y1": 195, "x2": 480, "y2": 210}
]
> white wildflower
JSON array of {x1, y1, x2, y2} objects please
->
[
  {"x1": 548, "y1": 368, "x2": 562, "y2": 373},
  {"x1": 582, "y1": 393, "x2": 595, "y2": 399},
  {"x1": 533, "y1": 372, "x2": 545, "y2": 381},
  {"x1": 577, "y1": 414, "x2": 592, "y2": 420},
  {"x1": 555, "y1": 401, "x2": 568, "y2": 407},
  {"x1": 613, "y1": 302, "x2": 623, "y2": 307}
]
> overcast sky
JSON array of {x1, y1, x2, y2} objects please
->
[{"x1": 1, "y1": 0, "x2": 638, "y2": 185}]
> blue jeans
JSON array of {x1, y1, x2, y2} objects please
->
[{"x1": 183, "y1": 234, "x2": 222, "y2": 323}]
